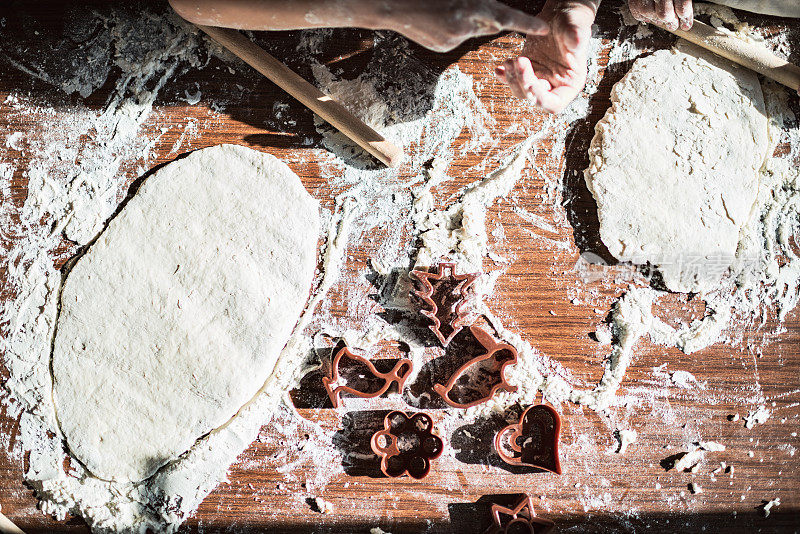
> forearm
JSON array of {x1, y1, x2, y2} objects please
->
[
  {"x1": 168, "y1": 0, "x2": 387, "y2": 31},
  {"x1": 170, "y1": 0, "x2": 549, "y2": 53}
]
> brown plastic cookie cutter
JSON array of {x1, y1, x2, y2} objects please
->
[
  {"x1": 485, "y1": 495, "x2": 555, "y2": 534},
  {"x1": 433, "y1": 325, "x2": 518, "y2": 409},
  {"x1": 322, "y1": 345, "x2": 413, "y2": 408},
  {"x1": 370, "y1": 410, "x2": 443, "y2": 479},
  {"x1": 410, "y1": 262, "x2": 479, "y2": 347},
  {"x1": 494, "y1": 404, "x2": 562, "y2": 474}
]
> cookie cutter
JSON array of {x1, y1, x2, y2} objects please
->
[
  {"x1": 485, "y1": 495, "x2": 555, "y2": 534},
  {"x1": 322, "y1": 345, "x2": 413, "y2": 408},
  {"x1": 494, "y1": 404, "x2": 562, "y2": 474},
  {"x1": 410, "y1": 262, "x2": 479, "y2": 347},
  {"x1": 370, "y1": 410, "x2": 443, "y2": 479},
  {"x1": 433, "y1": 325, "x2": 518, "y2": 409}
]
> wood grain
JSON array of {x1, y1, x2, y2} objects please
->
[{"x1": 0, "y1": 2, "x2": 798, "y2": 533}]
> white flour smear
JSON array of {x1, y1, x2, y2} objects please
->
[
  {"x1": 0, "y1": 4, "x2": 798, "y2": 533},
  {"x1": 0, "y1": 7, "x2": 350, "y2": 533},
  {"x1": 300, "y1": 10, "x2": 800, "y2": 524}
]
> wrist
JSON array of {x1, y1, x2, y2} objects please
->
[
  {"x1": 356, "y1": 1, "x2": 409, "y2": 31},
  {"x1": 307, "y1": 0, "x2": 395, "y2": 31},
  {"x1": 360, "y1": 0, "x2": 435, "y2": 32}
]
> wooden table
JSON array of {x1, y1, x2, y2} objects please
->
[{"x1": 0, "y1": 1, "x2": 798, "y2": 532}]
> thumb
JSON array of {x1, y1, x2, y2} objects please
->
[
  {"x1": 551, "y1": 16, "x2": 590, "y2": 67},
  {"x1": 557, "y1": 17, "x2": 590, "y2": 53}
]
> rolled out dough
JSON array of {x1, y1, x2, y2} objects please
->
[
  {"x1": 52, "y1": 144, "x2": 320, "y2": 482},
  {"x1": 584, "y1": 42, "x2": 769, "y2": 292}
]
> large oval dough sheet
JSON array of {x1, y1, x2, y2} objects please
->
[
  {"x1": 52, "y1": 144, "x2": 320, "y2": 482},
  {"x1": 584, "y1": 43, "x2": 769, "y2": 292}
]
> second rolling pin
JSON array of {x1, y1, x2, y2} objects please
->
[
  {"x1": 0, "y1": 511, "x2": 24, "y2": 534},
  {"x1": 197, "y1": 25, "x2": 403, "y2": 167},
  {"x1": 665, "y1": 19, "x2": 800, "y2": 92}
]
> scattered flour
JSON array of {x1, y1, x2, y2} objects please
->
[
  {"x1": 744, "y1": 405, "x2": 772, "y2": 429},
  {"x1": 671, "y1": 441, "x2": 727, "y2": 473},
  {"x1": 312, "y1": 496, "x2": 334, "y2": 514},
  {"x1": 615, "y1": 429, "x2": 638, "y2": 454},
  {"x1": 0, "y1": 6, "x2": 353, "y2": 533},
  {"x1": 760, "y1": 497, "x2": 780, "y2": 517},
  {"x1": 672, "y1": 449, "x2": 706, "y2": 472},
  {"x1": 5, "y1": 132, "x2": 23, "y2": 150},
  {"x1": 670, "y1": 370, "x2": 707, "y2": 390},
  {"x1": 595, "y1": 324, "x2": 613, "y2": 345},
  {"x1": 698, "y1": 441, "x2": 726, "y2": 452},
  {"x1": 0, "y1": 3, "x2": 797, "y2": 532}
]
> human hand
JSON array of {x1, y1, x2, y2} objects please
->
[
  {"x1": 386, "y1": 0, "x2": 549, "y2": 52},
  {"x1": 628, "y1": 0, "x2": 693, "y2": 31},
  {"x1": 495, "y1": 0, "x2": 597, "y2": 114}
]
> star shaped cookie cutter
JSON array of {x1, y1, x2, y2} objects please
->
[
  {"x1": 433, "y1": 325, "x2": 518, "y2": 409},
  {"x1": 410, "y1": 262, "x2": 479, "y2": 347},
  {"x1": 494, "y1": 404, "x2": 563, "y2": 474},
  {"x1": 322, "y1": 345, "x2": 413, "y2": 408},
  {"x1": 485, "y1": 495, "x2": 555, "y2": 534},
  {"x1": 370, "y1": 410, "x2": 443, "y2": 479}
]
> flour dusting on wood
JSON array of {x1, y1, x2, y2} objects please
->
[{"x1": 0, "y1": 3, "x2": 797, "y2": 533}]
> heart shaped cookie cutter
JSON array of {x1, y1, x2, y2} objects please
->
[
  {"x1": 433, "y1": 325, "x2": 518, "y2": 409},
  {"x1": 370, "y1": 410, "x2": 443, "y2": 479},
  {"x1": 494, "y1": 404, "x2": 563, "y2": 474},
  {"x1": 322, "y1": 345, "x2": 413, "y2": 408}
]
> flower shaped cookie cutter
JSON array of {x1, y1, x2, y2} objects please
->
[
  {"x1": 370, "y1": 410, "x2": 443, "y2": 479},
  {"x1": 494, "y1": 404, "x2": 562, "y2": 474},
  {"x1": 410, "y1": 262, "x2": 479, "y2": 347},
  {"x1": 485, "y1": 495, "x2": 555, "y2": 534},
  {"x1": 322, "y1": 345, "x2": 413, "y2": 408},
  {"x1": 433, "y1": 325, "x2": 518, "y2": 409}
]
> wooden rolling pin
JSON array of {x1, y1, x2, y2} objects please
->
[
  {"x1": 665, "y1": 19, "x2": 800, "y2": 92},
  {"x1": 0, "y1": 511, "x2": 24, "y2": 534},
  {"x1": 197, "y1": 25, "x2": 404, "y2": 167}
]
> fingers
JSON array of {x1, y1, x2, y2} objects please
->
[
  {"x1": 528, "y1": 79, "x2": 580, "y2": 114},
  {"x1": 551, "y1": 16, "x2": 585, "y2": 58},
  {"x1": 492, "y1": 3, "x2": 550, "y2": 36},
  {"x1": 553, "y1": 14, "x2": 592, "y2": 60},
  {"x1": 495, "y1": 58, "x2": 580, "y2": 114},
  {"x1": 656, "y1": 0, "x2": 679, "y2": 30},
  {"x1": 674, "y1": 0, "x2": 694, "y2": 30},
  {"x1": 628, "y1": 0, "x2": 648, "y2": 23},
  {"x1": 416, "y1": 2, "x2": 550, "y2": 53},
  {"x1": 628, "y1": 0, "x2": 690, "y2": 30},
  {"x1": 498, "y1": 56, "x2": 538, "y2": 99}
]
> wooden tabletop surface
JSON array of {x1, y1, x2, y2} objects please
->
[{"x1": 0, "y1": 1, "x2": 798, "y2": 532}]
